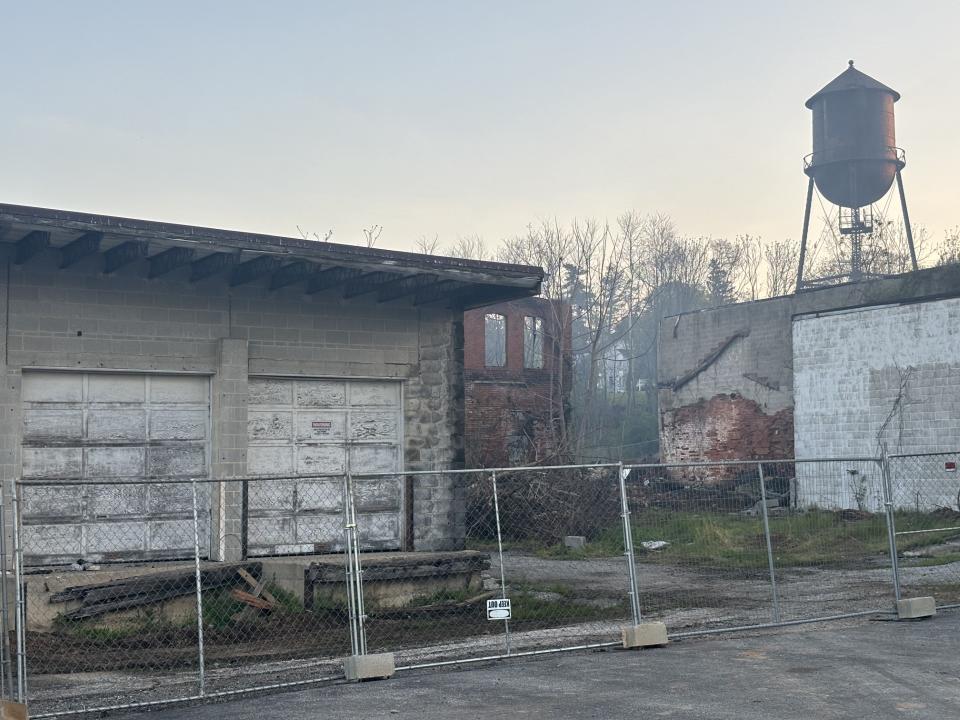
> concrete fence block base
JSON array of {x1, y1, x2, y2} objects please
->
[
  {"x1": 563, "y1": 536, "x2": 586, "y2": 550},
  {"x1": 0, "y1": 700, "x2": 28, "y2": 720},
  {"x1": 622, "y1": 622, "x2": 669, "y2": 649},
  {"x1": 343, "y1": 652, "x2": 396, "y2": 681},
  {"x1": 896, "y1": 597, "x2": 936, "y2": 620}
]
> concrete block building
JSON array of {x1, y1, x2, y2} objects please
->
[
  {"x1": 463, "y1": 297, "x2": 571, "y2": 467},
  {"x1": 0, "y1": 204, "x2": 542, "y2": 565}
]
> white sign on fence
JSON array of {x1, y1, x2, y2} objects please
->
[{"x1": 486, "y1": 598, "x2": 511, "y2": 620}]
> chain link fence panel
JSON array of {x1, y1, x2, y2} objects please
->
[{"x1": 888, "y1": 452, "x2": 960, "y2": 608}]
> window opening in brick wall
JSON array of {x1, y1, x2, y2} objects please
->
[
  {"x1": 485, "y1": 313, "x2": 507, "y2": 367},
  {"x1": 523, "y1": 315, "x2": 544, "y2": 369}
]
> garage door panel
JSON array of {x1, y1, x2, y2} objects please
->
[
  {"x1": 249, "y1": 378, "x2": 293, "y2": 405},
  {"x1": 296, "y1": 480, "x2": 343, "y2": 512},
  {"x1": 20, "y1": 371, "x2": 212, "y2": 565},
  {"x1": 150, "y1": 519, "x2": 208, "y2": 553},
  {"x1": 248, "y1": 411, "x2": 294, "y2": 441},
  {"x1": 87, "y1": 410, "x2": 147, "y2": 441},
  {"x1": 248, "y1": 479, "x2": 296, "y2": 510},
  {"x1": 295, "y1": 514, "x2": 342, "y2": 545},
  {"x1": 150, "y1": 410, "x2": 207, "y2": 440},
  {"x1": 350, "y1": 445, "x2": 398, "y2": 474},
  {"x1": 88, "y1": 374, "x2": 145, "y2": 402},
  {"x1": 22, "y1": 372, "x2": 82, "y2": 403},
  {"x1": 22, "y1": 447, "x2": 82, "y2": 479},
  {"x1": 147, "y1": 484, "x2": 195, "y2": 514},
  {"x1": 295, "y1": 411, "x2": 346, "y2": 442},
  {"x1": 298, "y1": 446, "x2": 346, "y2": 476},
  {"x1": 350, "y1": 412, "x2": 398, "y2": 441},
  {"x1": 86, "y1": 521, "x2": 147, "y2": 554},
  {"x1": 296, "y1": 381, "x2": 346, "y2": 407},
  {"x1": 22, "y1": 524, "x2": 81, "y2": 559},
  {"x1": 248, "y1": 516, "x2": 296, "y2": 546},
  {"x1": 148, "y1": 445, "x2": 206, "y2": 477},
  {"x1": 353, "y1": 479, "x2": 400, "y2": 512},
  {"x1": 150, "y1": 375, "x2": 208, "y2": 403},
  {"x1": 22, "y1": 409, "x2": 83, "y2": 441},
  {"x1": 248, "y1": 446, "x2": 295, "y2": 476},
  {"x1": 21, "y1": 486, "x2": 83, "y2": 518},
  {"x1": 86, "y1": 447, "x2": 145, "y2": 477},
  {"x1": 87, "y1": 485, "x2": 147, "y2": 517},
  {"x1": 247, "y1": 377, "x2": 402, "y2": 556}
]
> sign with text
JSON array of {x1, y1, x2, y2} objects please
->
[{"x1": 486, "y1": 598, "x2": 511, "y2": 620}]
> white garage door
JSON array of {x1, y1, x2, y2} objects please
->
[
  {"x1": 246, "y1": 378, "x2": 403, "y2": 556},
  {"x1": 19, "y1": 372, "x2": 211, "y2": 565}
]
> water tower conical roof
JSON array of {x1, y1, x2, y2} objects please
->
[{"x1": 805, "y1": 61, "x2": 900, "y2": 109}]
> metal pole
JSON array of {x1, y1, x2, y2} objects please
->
[
  {"x1": 10, "y1": 483, "x2": 25, "y2": 704},
  {"x1": 895, "y1": 170, "x2": 918, "y2": 271},
  {"x1": 879, "y1": 451, "x2": 902, "y2": 602},
  {"x1": 346, "y1": 473, "x2": 367, "y2": 656},
  {"x1": 342, "y1": 474, "x2": 359, "y2": 656},
  {"x1": 0, "y1": 491, "x2": 13, "y2": 700},
  {"x1": 490, "y1": 472, "x2": 511, "y2": 655},
  {"x1": 796, "y1": 175, "x2": 815, "y2": 293},
  {"x1": 757, "y1": 463, "x2": 781, "y2": 624},
  {"x1": 617, "y1": 462, "x2": 641, "y2": 625},
  {"x1": 190, "y1": 481, "x2": 206, "y2": 696}
]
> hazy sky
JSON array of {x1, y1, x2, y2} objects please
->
[{"x1": 2, "y1": 1, "x2": 957, "y2": 256}]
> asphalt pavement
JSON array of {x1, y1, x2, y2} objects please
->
[{"x1": 114, "y1": 612, "x2": 959, "y2": 720}]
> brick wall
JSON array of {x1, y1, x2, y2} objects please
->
[{"x1": 463, "y1": 297, "x2": 571, "y2": 467}]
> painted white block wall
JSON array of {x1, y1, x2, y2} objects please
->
[{"x1": 793, "y1": 297, "x2": 960, "y2": 510}]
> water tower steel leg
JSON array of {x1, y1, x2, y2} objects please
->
[
  {"x1": 896, "y1": 170, "x2": 918, "y2": 271},
  {"x1": 796, "y1": 176, "x2": 814, "y2": 293}
]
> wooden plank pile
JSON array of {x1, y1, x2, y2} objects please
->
[{"x1": 50, "y1": 563, "x2": 264, "y2": 620}]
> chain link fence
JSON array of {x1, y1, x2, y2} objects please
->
[
  {"x1": 3, "y1": 451, "x2": 958, "y2": 717},
  {"x1": 887, "y1": 451, "x2": 960, "y2": 609}
]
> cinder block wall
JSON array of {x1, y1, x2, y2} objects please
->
[
  {"x1": 793, "y1": 297, "x2": 960, "y2": 459},
  {"x1": 658, "y1": 265, "x2": 960, "y2": 464},
  {"x1": 0, "y1": 250, "x2": 466, "y2": 555}
]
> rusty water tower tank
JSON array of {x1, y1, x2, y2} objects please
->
[{"x1": 804, "y1": 61, "x2": 904, "y2": 209}]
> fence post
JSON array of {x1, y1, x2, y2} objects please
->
[
  {"x1": 342, "y1": 474, "x2": 361, "y2": 657},
  {"x1": 617, "y1": 462, "x2": 641, "y2": 625},
  {"x1": 756, "y1": 463, "x2": 781, "y2": 624},
  {"x1": 490, "y1": 471, "x2": 511, "y2": 655},
  {"x1": 10, "y1": 482, "x2": 26, "y2": 704},
  {"x1": 347, "y1": 472, "x2": 367, "y2": 656},
  {"x1": 0, "y1": 489, "x2": 12, "y2": 701},
  {"x1": 190, "y1": 481, "x2": 207, "y2": 696},
  {"x1": 879, "y1": 448, "x2": 902, "y2": 602}
]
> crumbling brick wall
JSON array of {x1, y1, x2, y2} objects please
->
[
  {"x1": 463, "y1": 297, "x2": 571, "y2": 467},
  {"x1": 657, "y1": 265, "x2": 960, "y2": 471}
]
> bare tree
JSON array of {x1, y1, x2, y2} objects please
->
[
  {"x1": 764, "y1": 239, "x2": 799, "y2": 297},
  {"x1": 936, "y1": 226, "x2": 960, "y2": 266},
  {"x1": 296, "y1": 225, "x2": 333, "y2": 242},
  {"x1": 445, "y1": 234, "x2": 489, "y2": 261},
  {"x1": 362, "y1": 224, "x2": 383, "y2": 248},
  {"x1": 415, "y1": 234, "x2": 440, "y2": 255}
]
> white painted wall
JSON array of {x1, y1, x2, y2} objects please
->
[{"x1": 793, "y1": 297, "x2": 960, "y2": 510}]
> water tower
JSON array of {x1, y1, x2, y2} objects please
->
[{"x1": 796, "y1": 61, "x2": 917, "y2": 291}]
